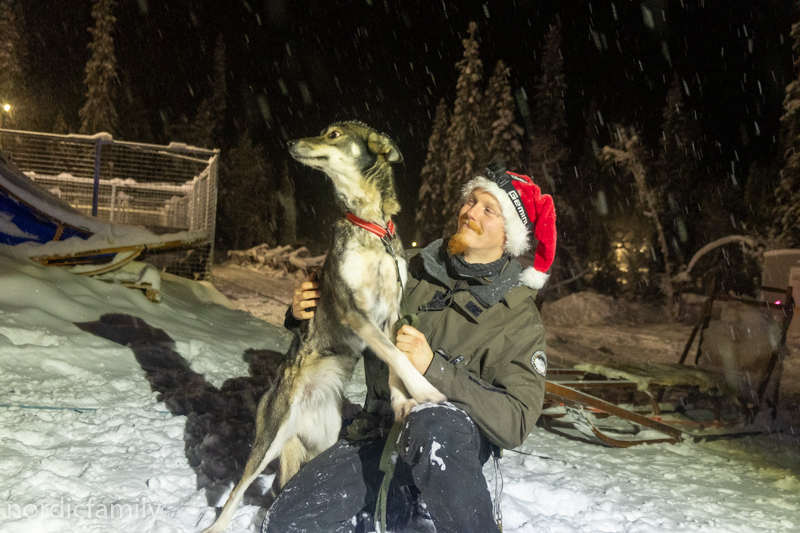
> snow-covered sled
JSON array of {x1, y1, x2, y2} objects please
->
[
  {"x1": 541, "y1": 285, "x2": 795, "y2": 447},
  {"x1": 0, "y1": 148, "x2": 207, "y2": 295}
]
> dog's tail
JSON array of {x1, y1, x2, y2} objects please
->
[
  {"x1": 346, "y1": 311, "x2": 446, "y2": 405},
  {"x1": 201, "y1": 367, "x2": 301, "y2": 533}
]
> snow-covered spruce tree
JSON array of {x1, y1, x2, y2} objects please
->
[
  {"x1": 441, "y1": 22, "x2": 482, "y2": 238},
  {"x1": 474, "y1": 64, "x2": 496, "y2": 171},
  {"x1": 528, "y1": 24, "x2": 569, "y2": 194},
  {"x1": 79, "y1": 0, "x2": 119, "y2": 135},
  {"x1": 658, "y1": 73, "x2": 702, "y2": 264},
  {"x1": 482, "y1": 60, "x2": 524, "y2": 172},
  {"x1": 0, "y1": 0, "x2": 27, "y2": 128},
  {"x1": 415, "y1": 98, "x2": 450, "y2": 246},
  {"x1": 603, "y1": 128, "x2": 677, "y2": 319},
  {"x1": 776, "y1": 21, "x2": 800, "y2": 247}
]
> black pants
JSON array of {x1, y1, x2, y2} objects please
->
[{"x1": 262, "y1": 403, "x2": 500, "y2": 533}]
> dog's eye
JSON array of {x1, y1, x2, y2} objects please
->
[{"x1": 327, "y1": 131, "x2": 341, "y2": 139}]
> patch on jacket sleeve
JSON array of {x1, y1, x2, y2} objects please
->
[{"x1": 531, "y1": 351, "x2": 547, "y2": 377}]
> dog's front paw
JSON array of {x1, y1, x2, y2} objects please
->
[
  {"x1": 421, "y1": 389, "x2": 447, "y2": 405},
  {"x1": 392, "y1": 398, "x2": 418, "y2": 421},
  {"x1": 409, "y1": 382, "x2": 446, "y2": 406},
  {"x1": 402, "y1": 374, "x2": 447, "y2": 406}
]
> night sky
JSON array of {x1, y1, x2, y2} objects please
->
[{"x1": 17, "y1": 0, "x2": 798, "y2": 245}]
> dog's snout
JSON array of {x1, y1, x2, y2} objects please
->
[{"x1": 286, "y1": 139, "x2": 297, "y2": 148}]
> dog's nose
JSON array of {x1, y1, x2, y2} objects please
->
[{"x1": 286, "y1": 139, "x2": 297, "y2": 148}]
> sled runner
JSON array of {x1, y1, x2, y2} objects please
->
[{"x1": 541, "y1": 284, "x2": 795, "y2": 447}]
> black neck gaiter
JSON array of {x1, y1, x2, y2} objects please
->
[{"x1": 449, "y1": 253, "x2": 511, "y2": 280}]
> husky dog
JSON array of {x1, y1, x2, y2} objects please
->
[{"x1": 202, "y1": 122, "x2": 446, "y2": 533}]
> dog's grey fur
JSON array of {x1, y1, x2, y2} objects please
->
[{"x1": 202, "y1": 122, "x2": 445, "y2": 533}]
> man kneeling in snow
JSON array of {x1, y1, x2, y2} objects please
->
[{"x1": 263, "y1": 167, "x2": 556, "y2": 533}]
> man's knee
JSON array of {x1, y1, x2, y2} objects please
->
[
  {"x1": 398, "y1": 403, "x2": 480, "y2": 462},
  {"x1": 403, "y1": 403, "x2": 475, "y2": 436}
]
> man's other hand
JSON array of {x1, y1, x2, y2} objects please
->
[
  {"x1": 396, "y1": 325, "x2": 434, "y2": 375},
  {"x1": 291, "y1": 272, "x2": 320, "y2": 320}
]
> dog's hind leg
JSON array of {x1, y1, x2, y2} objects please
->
[
  {"x1": 277, "y1": 436, "x2": 308, "y2": 488},
  {"x1": 293, "y1": 354, "x2": 354, "y2": 463},
  {"x1": 271, "y1": 353, "x2": 353, "y2": 490},
  {"x1": 201, "y1": 373, "x2": 301, "y2": 533}
]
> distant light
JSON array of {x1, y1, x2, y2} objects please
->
[
  {"x1": 776, "y1": 300, "x2": 781, "y2": 305},
  {"x1": 411, "y1": 241, "x2": 417, "y2": 247},
  {"x1": 2, "y1": 104, "x2": 9, "y2": 112}
]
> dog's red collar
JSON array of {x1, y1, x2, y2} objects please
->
[{"x1": 346, "y1": 213, "x2": 396, "y2": 240}]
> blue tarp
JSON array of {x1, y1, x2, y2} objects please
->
[{"x1": 0, "y1": 150, "x2": 93, "y2": 246}]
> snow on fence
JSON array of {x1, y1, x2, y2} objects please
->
[{"x1": 0, "y1": 129, "x2": 219, "y2": 280}]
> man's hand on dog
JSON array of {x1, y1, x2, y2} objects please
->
[
  {"x1": 395, "y1": 325, "x2": 434, "y2": 375},
  {"x1": 291, "y1": 272, "x2": 320, "y2": 320}
]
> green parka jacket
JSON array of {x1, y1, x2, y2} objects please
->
[{"x1": 359, "y1": 240, "x2": 547, "y2": 450}]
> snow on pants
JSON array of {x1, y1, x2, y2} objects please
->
[{"x1": 261, "y1": 403, "x2": 500, "y2": 533}]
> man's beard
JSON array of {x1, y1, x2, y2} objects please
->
[{"x1": 447, "y1": 216, "x2": 483, "y2": 255}]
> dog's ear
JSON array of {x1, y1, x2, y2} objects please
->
[{"x1": 367, "y1": 132, "x2": 403, "y2": 163}]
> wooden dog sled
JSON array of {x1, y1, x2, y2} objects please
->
[{"x1": 540, "y1": 285, "x2": 795, "y2": 447}]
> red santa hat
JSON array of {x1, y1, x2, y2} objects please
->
[{"x1": 461, "y1": 166, "x2": 557, "y2": 289}]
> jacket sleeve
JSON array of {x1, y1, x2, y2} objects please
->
[
  {"x1": 283, "y1": 306, "x2": 303, "y2": 333},
  {"x1": 423, "y1": 327, "x2": 546, "y2": 450}
]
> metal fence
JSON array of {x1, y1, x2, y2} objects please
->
[{"x1": 0, "y1": 129, "x2": 219, "y2": 280}]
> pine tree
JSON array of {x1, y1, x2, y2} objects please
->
[
  {"x1": 276, "y1": 159, "x2": 297, "y2": 246},
  {"x1": 603, "y1": 128, "x2": 677, "y2": 319},
  {"x1": 528, "y1": 25, "x2": 569, "y2": 194},
  {"x1": 474, "y1": 65, "x2": 496, "y2": 172},
  {"x1": 484, "y1": 61, "x2": 524, "y2": 172},
  {"x1": 524, "y1": 25, "x2": 570, "y2": 284},
  {"x1": 572, "y1": 99, "x2": 613, "y2": 291},
  {"x1": 194, "y1": 35, "x2": 227, "y2": 148},
  {"x1": 171, "y1": 35, "x2": 227, "y2": 149},
  {"x1": 776, "y1": 21, "x2": 800, "y2": 247},
  {"x1": 415, "y1": 98, "x2": 450, "y2": 245},
  {"x1": 52, "y1": 112, "x2": 69, "y2": 134},
  {"x1": 0, "y1": 0, "x2": 27, "y2": 128},
  {"x1": 658, "y1": 74, "x2": 702, "y2": 262},
  {"x1": 441, "y1": 22, "x2": 483, "y2": 237},
  {"x1": 79, "y1": 0, "x2": 119, "y2": 135},
  {"x1": 116, "y1": 74, "x2": 154, "y2": 143},
  {"x1": 218, "y1": 132, "x2": 279, "y2": 250}
]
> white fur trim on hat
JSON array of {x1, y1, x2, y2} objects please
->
[
  {"x1": 520, "y1": 266, "x2": 549, "y2": 290},
  {"x1": 461, "y1": 176, "x2": 531, "y2": 256}
]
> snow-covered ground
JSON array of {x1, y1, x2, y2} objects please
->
[{"x1": 1, "y1": 252, "x2": 800, "y2": 533}]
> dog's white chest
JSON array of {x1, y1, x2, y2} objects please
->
[{"x1": 340, "y1": 243, "x2": 406, "y2": 326}]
